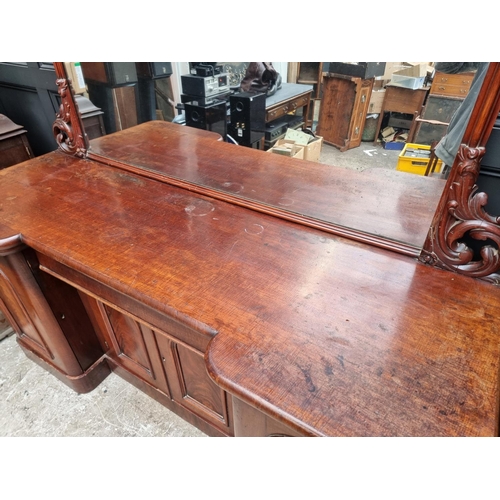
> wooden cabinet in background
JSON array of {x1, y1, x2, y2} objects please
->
[
  {"x1": 316, "y1": 73, "x2": 374, "y2": 151},
  {"x1": 373, "y1": 85, "x2": 428, "y2": 146},
  {"x1": 80, "y1": 62, "x2": 139, "y2": 135},
  {"x1": 0, "y1": 114, "x2": 34, "y2": 169},
  {"x1": 296, "y1": 63, "x2": 323, "y2": 98},
  {"x1": 75, "y1": 95, "x2": 106, "y2": 140},
  {"x1": 295, "y1": 62, "x2": 323, "y2": 128}
]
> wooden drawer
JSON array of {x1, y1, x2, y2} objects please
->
[
  {"x1": 430, "y1": 71, "x2": 475, "y2": 97},
  {"x1": 266, "y1": 94, "x2": 309, "y2": 122}
]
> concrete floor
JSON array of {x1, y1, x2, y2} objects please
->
[
  {"x1": 0, "y1": 333, "x2": 206, "y2": 437},
  {"x1": 319, "y1": 140, "x2": 401, "y2": 171},
  {"x1": 0, "y1": 139, "x2": 400, "y2": 438}
]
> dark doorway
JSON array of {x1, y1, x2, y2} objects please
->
[{"x1": 0, "y1": 62, "x2": 59, "y2": 156}]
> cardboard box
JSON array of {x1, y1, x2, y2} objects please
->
[
  {"x1": 368, "y1": 89, "x2": 386, "y2": 114},
  {"x1": 64, "y1": 62, "x2": 88, "y2": 95},
  {"x1": 303, "y1": 136, "x2": 323, "y2": 162},
  {"x1": 381, "y1": 62, "x2": 407, "y2": 80},
  {"x1": 283, "y1": 129, "x2": 323, "y2": 162},
  {"x1": 284, "y1": 128, "x2": 311, "y2": 145},
  {"x1": 404, "y1": 62, "x2": 434, "y2": 75},
  {"x1": 381, "y1": 126, "x2": 396, "y2": 141},
  {"x1": 267, "y1": 139, "x2": 304, "y2": 159}
]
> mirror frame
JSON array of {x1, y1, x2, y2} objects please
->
[
  {"x1": 419, "y1": 63, "x2": 500, "y2": 284},
  {"x1": 52, "y1": 62, "x2": 500, "y2": 284}
]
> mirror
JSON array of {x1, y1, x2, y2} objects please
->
[{"x1": 53, "y1": 62, "x2": 498, "y2": 262}]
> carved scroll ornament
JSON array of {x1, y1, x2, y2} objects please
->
[
  {"x1": 420, "y1": 144, "x2": 500, "y2": 284},
  {"x1": 53, "y1": 77, "x2": 88, "y2": 158}
]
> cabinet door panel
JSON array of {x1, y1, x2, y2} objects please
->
[
  {"x1": 0, "y1": 264, "x2": 50, "y2": 356},
  {"x1": 317, "y1": 76, "x2": 355, "y2": 147},
  {"x1": 104, "y1": 304, "x2": 152, "y2": 374},
  {"x1": 349, "y1": 80, "x2": 373, "y2": 147},
  {"x1": 155, "y1": 332, "x2": 230, "y2": 430},
  {"x1": 89, "y1": 300, "x2": 170, "y2": 396}
]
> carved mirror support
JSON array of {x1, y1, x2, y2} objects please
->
[
  {"x1": 420, "y1": 63, "x2": 500, "y2": 284},
  {"x1": 52, "y1": 62, "x2": 88, "y2": 157}
]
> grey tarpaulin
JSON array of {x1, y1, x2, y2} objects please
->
[{"x1": 434, "y1": 62, "x2": 490, "y2": 168}]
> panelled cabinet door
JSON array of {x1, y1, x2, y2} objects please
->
[
  {"x1": 154, "y1": 331, "x2": 232, "y2": 431},
  {"x1": 87, "y1": 300, "x2": 171, "y2": 397},
  {"x1": 84, "y1": 296, "x2": 232, "y2": 433},
  {"x1": 349, "y1": 79, "x2": 373, "y2": 148}
]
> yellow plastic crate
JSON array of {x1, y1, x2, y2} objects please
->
[{"x1": 396, "y1": 143, "x2": 443, "y2": 176}]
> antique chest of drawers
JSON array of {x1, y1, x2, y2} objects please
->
[{"x1": 430, "y1": 71, "x2": 475, "y2": 98}]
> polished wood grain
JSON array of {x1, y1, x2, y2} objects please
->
[
  {"x1": 0, "y1": 150, "x2": 499, "y2": 436},
  {"x1": 0, "y1": 245, "x2": 109, "y2": 393},
  {"x1": 88, "y1": 121, "x2": 445, "y2": 254}
]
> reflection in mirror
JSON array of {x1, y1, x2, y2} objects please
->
[
  {"x1": 58, "y1": 62, "x2": 489, "y2": 256},
  {"x1": 420, "y1": 62, "x2": 500, "y2": 283}
]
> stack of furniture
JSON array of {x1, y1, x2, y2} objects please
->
[{"x1": 409, "y1": 71, "x2": 475, "y2": 145}]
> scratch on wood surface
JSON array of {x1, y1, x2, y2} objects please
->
[{"x1": 296, "y1": 363, "x2": 317, "y2": 393}]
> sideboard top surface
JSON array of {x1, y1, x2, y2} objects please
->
[
  {"x1": 88, "y1": 121, "x2": 445, "y2": 250},
  {"x1": 0, "y1": 140, "x2": 499, "y2": 436}
]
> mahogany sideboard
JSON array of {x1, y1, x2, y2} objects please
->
[{"x1": 1, "y1": 119, "x2": 500, "y2": 436}]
